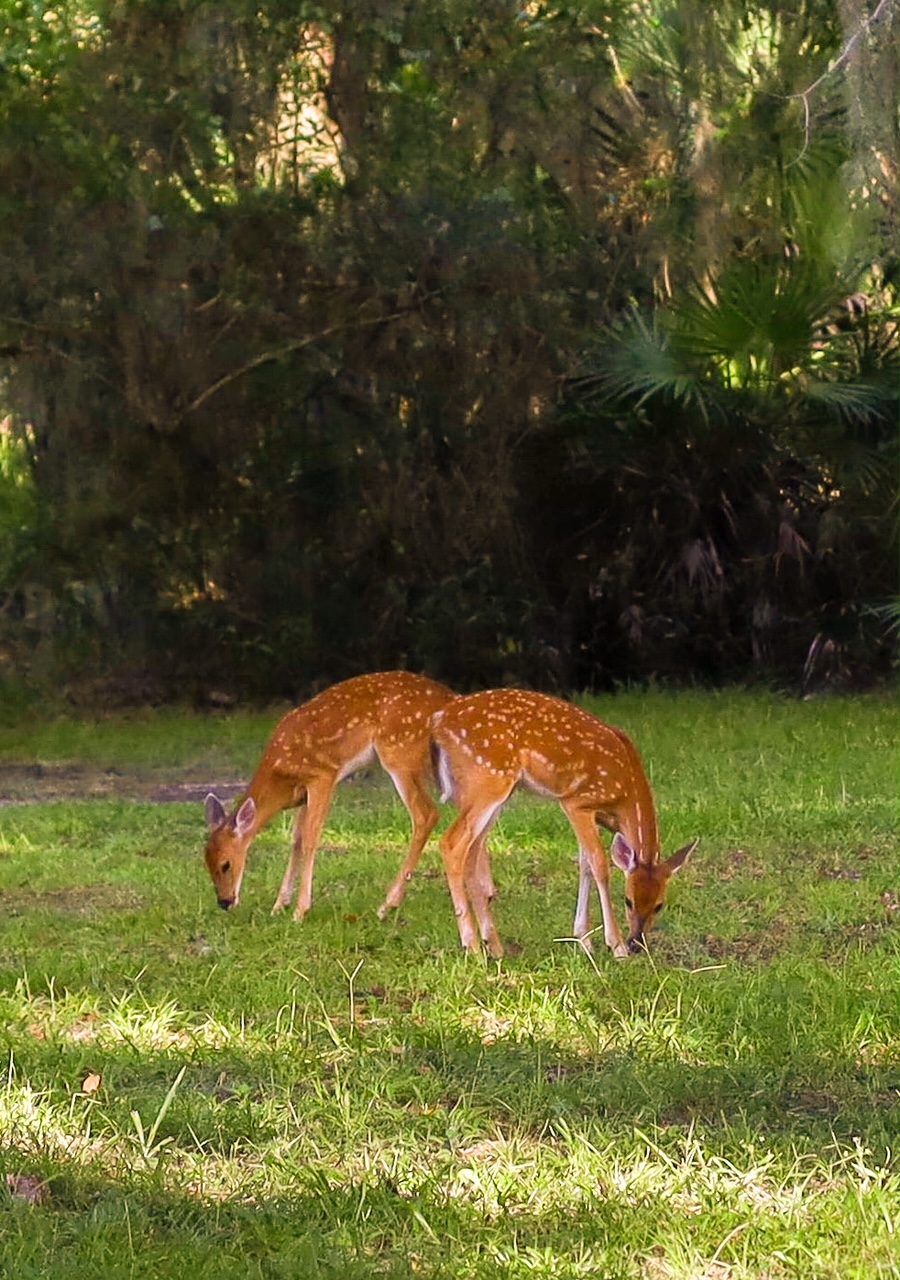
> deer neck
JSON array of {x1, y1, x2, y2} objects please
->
[
  {"x1": 618, "y1": 776, "x2": 660, "y2": 865},
  {"x1": 243, "y1": 766, "x2": 301, "y2": 830}
]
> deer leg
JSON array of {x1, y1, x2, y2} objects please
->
[
  {"x1": 292, "y1": 776, "x2": 338, "y2": 921},
  {"x1": 572, "y1": 850, "x2": 595, "y2": 954},
  {"x1": 563, "y1": 805, "x2": 628, "y2": 959},
  {"x1": 470, "y1": 831, "x2": 497, "y2": 903},
  {"x1": 463, "y1": 808, "x2": 506, "y2": 958},
  {"x1": 438, "y1": 812, "x2": 482, "y2": 952},
  {"x1": 270, "y1": 776, "x2": 336, "y2": 921},
  {"x1": 376, "y1": 762, "x2": 441, "y2": 918},
  {"x1": 271, "y1": 802, "x2": 306, "y2": 913},
  {"x1": 438, "y1": 777, "x2": 511, "y2": 955}
]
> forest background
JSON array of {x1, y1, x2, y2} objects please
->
[{"x1": 0, "y1": 0, "x2": 897, "y2": 704}]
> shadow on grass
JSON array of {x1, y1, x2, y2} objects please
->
[
  {"x1": 4, "y1": 988, "x2": 896, "y2": 1159},
  {"x1": 1, "y1": 949, "x2": 896, "y2": 1278},
  {"x1": 0, "y1": 1150, "x2": 670, "y2": 1280}
]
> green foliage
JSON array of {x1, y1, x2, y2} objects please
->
[
  {"x1": 552, "y1": 235, "x2": 898, "y2": 683},
  {"x1": 0, "y1": 0, "x2": 896, "y2": 694},
  {"x1": 0, "y1": 427, "x2": 41, "y2": 588},
  {"x1": 673, "y1": 262, "x2": 845, "y2": 389}
]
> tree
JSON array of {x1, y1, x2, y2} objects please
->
[{"x1": 0, "y1": 1, "x2": 895, "y2": 697}]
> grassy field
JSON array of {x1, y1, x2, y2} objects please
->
[{"x1": 0, "y1": 688, "x2": 896, "y2": 1279}]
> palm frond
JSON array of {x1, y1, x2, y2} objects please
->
[
  {"x1": 864, "y1": 599, "x2": 900, "y2": 638},
  {"x1": 672, "y1": 261, "x2": 846, "y2": 386},
  {"x1": 577, "y1": 311, "x2": 709, "y2": 412},
  {"x1": 802, "y1": 377, "x2": 892, "y2": 425}
]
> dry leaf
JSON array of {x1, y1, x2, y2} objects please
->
[{"x1": 82, "y1": 1071, "x2": 102, "y2": 1094}]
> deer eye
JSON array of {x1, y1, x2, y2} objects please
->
[
  {"x1": 624, "y1": 897, "x2": 633, "y2": 910},
  {"x1": 653, "y1": 903, "x2": 663, "y2": 914},
  {"x1": 220, "y1": 860, "x2": 232, "y2": 874}
]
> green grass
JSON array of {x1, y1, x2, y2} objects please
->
[{"x1": 0, "y1": 688, "x2": 896, "y2": 1279}]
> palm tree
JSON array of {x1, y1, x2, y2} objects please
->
[
  {"x1": 535, "y1": 0, "x2": 898, "y2": 684},
  {"x1": 554, "y1": 246, "x2": 897, "y2": 682}
]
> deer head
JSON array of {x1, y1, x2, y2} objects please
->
[{"x1": 611, "y1": 833, "x2": 698, "y2": 952}]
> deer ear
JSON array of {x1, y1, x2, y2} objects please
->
[
  {"x1": 205, "y1": 793, "x2": 227, "y2": 830},
  {"x1": 610, "y1": 833, "x2": 639, "y2": 874},
  {"x1": 665, "y1": 837, "x2": 698, "y2": 874},
  {"x1": 234, "y1": 797, "x2": 256, "y2": 838}
]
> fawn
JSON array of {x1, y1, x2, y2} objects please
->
[
  {"x1": 204, "y1": 671, "x2": 474, "y2": 920},
  {"x1": 431, "y1": 688, "x2": 697, "y2": 958}
]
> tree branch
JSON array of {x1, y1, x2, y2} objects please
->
[
  {"x1": 785, "y1": 0, "x2": 898, "y2": 167},
  {"x1": 180, "y1": 306, "x2": 419, "y2": 420}
]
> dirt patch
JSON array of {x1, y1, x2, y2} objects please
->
[
  {"x1": 149, "y1": 780, "x2": 246, "y2": 804},
  {"x1": 0, "y1": 763, "x2": 246, "y2": 806},
  {"x1": 0, "y1": 883, "x2": 145, "y2": 916}
]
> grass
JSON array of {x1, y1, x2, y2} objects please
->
[{"x1": 0, "y1": 687, "x2": 896, "y2": 1279}]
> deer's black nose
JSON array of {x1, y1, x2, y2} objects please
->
[
  {"x1": 217, "y1": 897, "x2": 235, "y2": 911},
  {"x1": 627, "y1": 934, "x2": 646, "y2": 955}
]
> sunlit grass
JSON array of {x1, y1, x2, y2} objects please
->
[{"x1": 0, "y1": 689, "x2": 896, "y2": 1277}]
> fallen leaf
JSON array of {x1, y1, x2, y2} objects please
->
[{"x1": 82, "y1": 1071, "x2": 102, "y2": 1094}]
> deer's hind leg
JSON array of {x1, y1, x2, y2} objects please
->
[{"x1": 376, "y1": 755, "x2": 442, "y2": 918}]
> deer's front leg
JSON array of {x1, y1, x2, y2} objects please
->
[
  {"x1": 289, "y1": 777, "x2": 336, "y2": 921},
  {"x1": 272, "y1": 803, "x2": 305, "y2": 914},
  {"x1": 564, "y1": 806, "x2": 628, "y2": 959},
  {"x1": 572, "y1": 850, "x2": 594, "y2": 954}
]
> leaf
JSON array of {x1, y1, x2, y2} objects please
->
[
  {"x1": 579, "y1": 310, "x2": 708, "y2": 412},
  {"x1": 81, "y1": 1071, "x2": 102, "y2": 1094}
]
